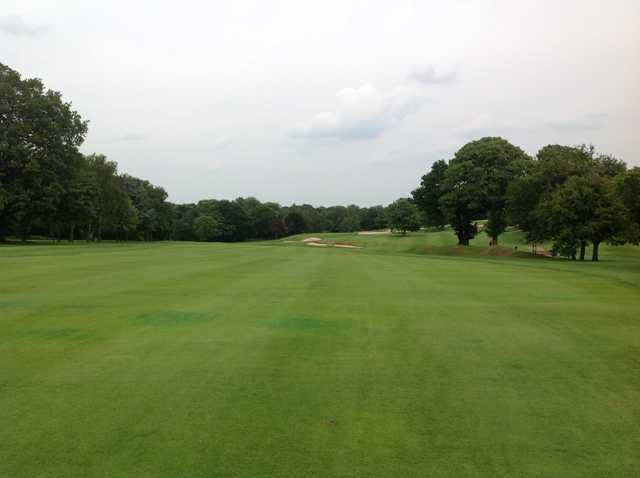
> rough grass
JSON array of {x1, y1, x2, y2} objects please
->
[{"x1": 1, "y1": 233, "x2": 639, "y2": 477}]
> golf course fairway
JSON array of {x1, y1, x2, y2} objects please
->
[{"x1": 2, "y1": 233, "x2": 639, "y2": 477}]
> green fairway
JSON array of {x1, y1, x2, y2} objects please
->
[{"x1": 2, "y1": 235, "x2": 640, "y2": 477}]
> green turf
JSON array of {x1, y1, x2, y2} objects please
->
[{"x1": 2, "y1": 233, "x2": 640, "y2": 477}]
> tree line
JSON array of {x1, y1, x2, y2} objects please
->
[
  {"x1": 1, "y1": 63, "x2": 398, "y2": 243},
  {"x1": 2, "y1": 62, "x2": 638, "y2": 260},
  {"x1": 412, "y1": 137, "x2": 640, "y2": 260}
]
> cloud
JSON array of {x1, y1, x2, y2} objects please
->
[
  {"x1": 408, "y1": 65, "x2": 458, "y2": 85},
  {"x1": 120, "y1": 133, "x2": 145, "y2": 141},
  {"x1": 546, "y1": 113, "x2": 607, "y2": 132},
  {"x1": 291, "y1": 83, "x2": 426, "y2": 140},
  {"x1": 0, "y1": 15, "x2": 48, "y2": 37}
]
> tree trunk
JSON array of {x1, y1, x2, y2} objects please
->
[
  {"x1": 491, "y1": 235, "x2": 498, "y2": 246},
  {"x1": 592, "y1": 241, "x2": 600, "y2": 262},
  {"x1": 69, "y1": 223, "x2": 75, "y2": 243},
  {"x1": 579, "y1": 241, "x2": 586, "y2": 261}
]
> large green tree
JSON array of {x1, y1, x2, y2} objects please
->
[
  {"x1": 412, "y1": 159, "x2": 448, "y2": 228},
  {"x1": 0, "y1": 63, "x2": 88, "y2": 240},
  {"x1": 540, "y1": 174, "x2": 627, "y2": 261},
  {"x1": 385, "y1": 198, "x2": 421, "y2": 235},
  {"x1": 438, "y1": 161, "x2": 484, "y2": 245},
  {"x1": 448, "y1": 137, "x2": 530, "y2": 245}
]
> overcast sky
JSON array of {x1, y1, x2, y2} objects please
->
[{"x1": 2, "y1": 1, "x2": 639, "y2": 205}]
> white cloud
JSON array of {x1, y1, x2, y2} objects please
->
[
  {"x1": 408, "y1": 65, "x2": 458, "y2": 85},
  {"x1": 0, "y1": 15, "x2": 48, "y2": 37},
  {"x1": 291, "y1": 83, "x2": 426, "y2": 140}
]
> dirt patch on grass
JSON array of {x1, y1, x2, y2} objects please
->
[{"x1": 532, "y1": 245, "x2": 554, "y2": 257}]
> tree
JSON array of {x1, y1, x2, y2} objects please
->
[
  {"x1": 284, "y1": 211, "x2": 307, "y2": 235},
  {"x1": 449, "y1": 137, "x2": 530, "y2": 245},
  {"x1": 506, "y1": 174, "x2": 547, "y2": 247},
  {"x1": 360, "y1": 205, "x2": 387, "y2": 230},
  {"x1": 339, "y1": 205, "x2": 361, "y2": 232},
  {"x1": 616, "y1": 167, "x2": 640, "y2": 244},
  {"x1": 541, "y1": 176, "x2": 593, "y2": 260},
  {"x1": 58, "y1": 155, "x2": 98, "y2": 242},
  {"x1": 594, "y1": 152, "x2": 626, "y2": 178},
  {"x1": 251, "y1": 202, "x2": 285, "y2": 239},
  {"x1": 193, "y1": 215, "x2": 222, "y2": 241},
  {"x1": 507, "y1": 144, "x2": 631, "y2": 259},
  {"x1": 85, "y1": 154, "x2": 133, "y2": 241},
  {"x1": 385, "y1": 198, "x2": 421, "y2": 235},
  {"x1": 412, "y1": 159, "x2": 448, "y2": 228},
  {"x1": 542, "y1": 174, "x2": 627, "y2": 261},
  {"x1": 324, "y1": 206, "x2": 349, "y2": 232},
  {"x1": 295, "y1": 204, "x2": 328, "y2": 232},
  {"x1": 0, "y1": 63, "x2": 87, "y2": 240},
  {"x1": 111, "y1": 187, "x2": 139, "y2": 241},
  {"x1": 439, "y1": 161, "x2": 484, "y2": 245},
  {"x1": 218, "y1": 200, "x2": 252, "y2": 241},
  {"x1": 121, "y1": 174, "x2": 172, "y2": 240},
  {"x1": 536, "y1": 145, "x2": 595, "y2": 188}
]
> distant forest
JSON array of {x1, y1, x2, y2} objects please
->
[{"x1": 1, "y1": 63, "x2": 639, "y2": 261}]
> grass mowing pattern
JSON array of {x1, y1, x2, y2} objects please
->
[{"x1": 1, "y1": 235, "x2": 640, "y2": 477}]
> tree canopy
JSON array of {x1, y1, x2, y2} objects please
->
[{"x1": 385, "y1": 198, "x2": 421, "y2": 235}]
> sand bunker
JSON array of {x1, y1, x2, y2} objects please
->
[
  {"x1": 307, "y1": 242, "x2": 328, "y2": 247},
  {"x1": 302, "y1": 237, "x2": 322, "y2": 242},
  {"x1": 334, "y1": 244, "x2": 361, "y2": 249}
]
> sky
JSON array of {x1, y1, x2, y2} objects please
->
[{"x1": 1, "y1": 0, "x2": 639, "y2": 206}]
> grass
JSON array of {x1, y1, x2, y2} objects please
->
[{"x1": 1, "y1": 232, "x2": 640, "y2": 477}]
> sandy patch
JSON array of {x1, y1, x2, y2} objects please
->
[
  {"x1": 334, "y1": 244, "x2": 361, "y2": 249},
  {"x1": 358, "y1": 229, "x2": 390, "y2": 235},
  {"x1": 532, "y1": 245, "x2": 553, "y2": 257},
  {"x1": 302, "y1": 237, "x2": 322, "y2": 242},
  {"x1": 307, "y1": 242, "x2": 328, "y2": 247}
]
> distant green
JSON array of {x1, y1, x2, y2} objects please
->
[{"x1": 1, "y1": 232, "x2": 639, "y2": 477}]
